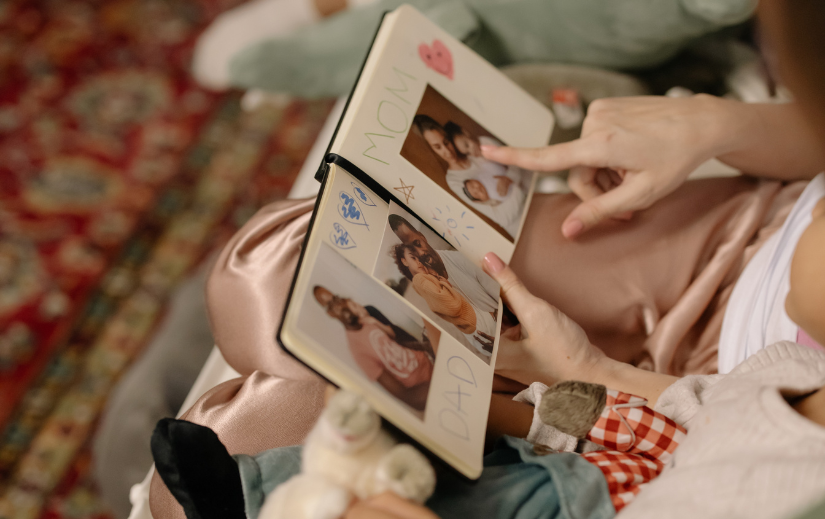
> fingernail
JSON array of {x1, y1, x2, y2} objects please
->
[
  {"x1": 483, "y1": 252, "x2": 505, "y2": 274},
  {"x1": 480, "y1": 144, "x2": 498, "y2": 154},
  {"x1": 562, "y1": 219, "x2": 584, "y2": 238}
]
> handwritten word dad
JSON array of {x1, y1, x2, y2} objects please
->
[{"x1": 437, "y1": 356, "x2": 477, "y2": 441}]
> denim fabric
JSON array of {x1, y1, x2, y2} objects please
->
[
  {"x1": 235, "y1": 437, "x2": 614, "y2": 519},
  {"x1": 428, "y1": 438, "x2": 614, "y2": 519},
  {"x1": 235, "y1": 446, "x2": 302, "y2": 519}
]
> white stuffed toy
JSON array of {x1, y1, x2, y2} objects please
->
[{"x1": 259, "y1": 390, "x2": 437, "y2": 519}]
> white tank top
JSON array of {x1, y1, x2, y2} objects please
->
[{"x1": 718, "y1": 173, "x2": 825, "y2": 373}]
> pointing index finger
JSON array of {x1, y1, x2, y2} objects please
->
[{"x1": 481, "y1": 139, "x2": 601, "y2": 172}]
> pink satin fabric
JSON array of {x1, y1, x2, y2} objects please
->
[
  {"x1": 206, "y1": 197, "x2": 323, "y2": 379},
  {"x1": 511, "y1": 177, "x2": 806, "y2": 374},
  {"x1": 150, "y1": 177, "x2": 805, "y2": 519},
  {"x1": 150, "y1": 199, "x2": 328, "y2": 519}
]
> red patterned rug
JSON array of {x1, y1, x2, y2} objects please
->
[{"x1": 0, "y1": 1, "x2": 333, "y2": 518}]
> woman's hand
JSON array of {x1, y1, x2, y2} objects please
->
[
  {"x1": 345, "y1": 493, "x2": 440, "y2": 519},
  {"x1": 481, "y1": 253, "x2": 605, "y2": 386},
  {"x1": 482, "y1": 253, "x2": 678, "y2": 405},
  {"x1": 482, "y1": 95, "x2": 736, "y2": 238}
]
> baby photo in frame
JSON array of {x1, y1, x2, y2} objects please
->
[{"x1": 400, "y1": 85, "x2": 533, "y2": 241}]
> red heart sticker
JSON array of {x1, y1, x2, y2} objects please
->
[{"x1": 418, "y1": 39, "x2": 453, "y2": 80}]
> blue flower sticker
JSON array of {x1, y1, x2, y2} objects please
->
[
  {"x1": 351, "y1": 182, "x2": 376, "y2": 207},
  {"x1": 338, "y1": 191, "x2": 369, "y2": 230},
  {"x1": 330, "y1": 222, "x2": 357, "y2": 250}
]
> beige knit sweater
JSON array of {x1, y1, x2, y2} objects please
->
[{"x1": 619, "y1": 341, "x2": 825, "y2": 519}]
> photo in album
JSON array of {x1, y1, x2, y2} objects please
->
[
  {"x1": 400, "y1": 84, "x2": 533, "y2": 241},
  {"x1": 298, "y1": 243, "x2": 440, "y2": 417},
  {"x1": 373, "y1": 202, "x2": 499, "y2": 364}
]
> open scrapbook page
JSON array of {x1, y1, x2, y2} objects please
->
[
  {"x1": 279, "y1": 5, "x2": 553, "y2": 478},
  {"x1": 281, "y1": 165, "x2": 500, "y2": 478},
  {"x1": 328, "y1": 5, "x2": 553, "y2": 263}
]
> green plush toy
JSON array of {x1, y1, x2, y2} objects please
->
[{"x1": 227, "y1": 0, "x2": 756, "y2": 98}]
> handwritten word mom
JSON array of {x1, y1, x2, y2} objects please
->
[{"x1": 363, "y1": 67, "x2": 418, "y2": 166}]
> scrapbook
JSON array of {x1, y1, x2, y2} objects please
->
[{"x1": 278, "y1": 4, "x2": 553, "y2": 478}]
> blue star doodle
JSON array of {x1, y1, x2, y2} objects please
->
[
  {"x1": 330, "y1": 222, "x2": 357, "y2": 250},
  {"x1": 338, "y1": 191, "x2": 369, "y2": 230},
  {"x1": 431, "y1": 205, "x2": 474, "y2": 247},
  {"x1": 351, "y1": 182, "x2": 376, "y2": 207}
]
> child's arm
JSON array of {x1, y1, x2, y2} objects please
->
[
  {"x1": 486, "y1": 393, "x2": 533, "y2": 441},
  {"x1": 487, "y1": 391, "x2": 582, "y2": 453},
  {"x1": 494, "y1": 381, "x2": 688, "y2": 464}
]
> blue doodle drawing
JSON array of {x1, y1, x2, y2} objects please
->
[
  {"x1": 431, "y1": 205, "x2": 473, "y2": 247},
  {"x1": 330, "y1": 222, "x2": 357, "y2": 250},
  {"x1": 338, "y1": 191, "x2": 369, "y2": 229},
  {"x1": 351, "y1": 182, "x2": 376, "y2": 207}
]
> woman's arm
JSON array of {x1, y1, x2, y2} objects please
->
[
  {"x1": 483, "y1": 95, "x2": 824, "y2": 238},
  {"x1": 715, "y1": 99, "x2": 824, "y2": 179}
]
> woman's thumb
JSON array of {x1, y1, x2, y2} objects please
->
[{"x1": 482, "y1": 253, "x2": 538, "y2": 322}]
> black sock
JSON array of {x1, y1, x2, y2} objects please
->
[{"x1": 151, "y1": 418, "x2": 246, "y2": 519}]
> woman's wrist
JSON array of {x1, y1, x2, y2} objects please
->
[
  {"x1": 552, "y1": 344, "x2": 609, "y2": 386},
  {"x1": 694, "y1": 94, "x2": 752, "y2": 159},
  {"x1": 713, "y1": 99, "x2": 823, "y2": 179},
  {"x1": 576, "y1": 354, "x2": 677, "y2": 407}
]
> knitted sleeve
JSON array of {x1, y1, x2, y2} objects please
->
[{"x1": 652, "y1": 374, "x2": 722, "y2": 429}]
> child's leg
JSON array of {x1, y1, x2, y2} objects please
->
[{"x1": 151, "y1": 419, "x2": 246, "y2": 519}]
